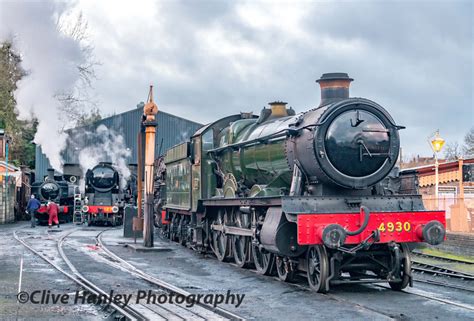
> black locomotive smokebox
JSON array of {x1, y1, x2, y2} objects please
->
[{"x1": 260, "y1": 207, "x2": 306, "y2": 257}]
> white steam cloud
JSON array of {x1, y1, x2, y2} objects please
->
[
  {"x1": 0, "y1": 2, "x2": 86, "y2": 170},
  {"x1": 69, "y1": 125, "x2": 131, "y2": 190}
]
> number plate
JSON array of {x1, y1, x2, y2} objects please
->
[{"x1": 378, "y1": 221, "x2": 411, "y2": 233}]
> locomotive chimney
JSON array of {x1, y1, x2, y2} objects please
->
[
  {"x1": 316, "y1": 72, "x2": 353, "y2": 106},
  {"x1": 47, "y1": 168, "x2": 55, "y2": 181},
  {"x1": 268, "y1": 101, "x2": 288, "y2": 118}
]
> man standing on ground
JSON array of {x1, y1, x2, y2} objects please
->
[
  {"x1": 47, "y1": 201, "x2": 60, "y2": 229},
  {"x1": 26, "y1": 194, "x2": 41, "y2": 228}
]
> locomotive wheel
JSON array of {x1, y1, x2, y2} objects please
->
[
  {"x1": 276, "y1": 256, "x2": 295, "y2": 282},
  {"x1": 170, "y1": 215, "x2": 179, "y2": 242},
  {"x1": 212, "y1": 210, "x2": 229, "y2": 262},
  {"x1": 307, "y1": 245, "x2": 330, "y2": 293},
  {"x1": 252, "y1": 245, "x2": 274, "y2": 275},
  {"x1": 389, "y1": 244, "x2": 411, "y2": 291},
  {"x1": 177, "y1": 215, "x2": 186, "y2": 246},
  {"x1": 178, "y1": 216, "x2": 189, "y2": 246},
  {"x1": 233, "y1": 212, "x2": 251, "y2": 268}
]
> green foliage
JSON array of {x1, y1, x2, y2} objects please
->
[{"x1": 0, "y1": 41, "x2": 36, "y2": 168}]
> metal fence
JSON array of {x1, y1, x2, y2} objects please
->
[{"x1": 422, "y1": 194, "x2": 474, "y2": 233}]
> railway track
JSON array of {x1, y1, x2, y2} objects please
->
[
  {"x1": 412, "y1": 251, "x2": 474, "y2": 265},
  {"x1": 14, "y1": 229, "x2": 143, "y2": 320},
  {"x1": 412, "y1": 278, "x2": 474, "y2": 292},
  {"x1": 411, "y1": 254, "x2": 474, "y2": 281},
  {"x1": 95, "y1": 229, "x2": 243, "y2": 320},
  {"x1": 15, "y1": 227, "x2": 243, "y2": 320}
]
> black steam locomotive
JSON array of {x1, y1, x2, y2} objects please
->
[
  {"x1": 82, "y1": 162, "x2": 126, "y2": 226},
  {"x1": 156, "y1": 73, "x2": 446, "y2": 292},
  {"x1": 30, "y1": 168, "x2": 76, "y2": 224}
]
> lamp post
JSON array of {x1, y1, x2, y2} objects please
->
[{"x1": 430, "y1": 131, "x2": 445, "y2": 209}]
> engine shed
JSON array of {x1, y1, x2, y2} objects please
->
[{"x1": 34, "y1": 103, "x2": 203, "y2": 182}]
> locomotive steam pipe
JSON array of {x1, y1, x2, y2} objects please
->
[{"x1": 345, "y1": 206, "x2": 371, "y2": 236}]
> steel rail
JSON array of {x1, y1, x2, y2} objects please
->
[
  {"x1": 13, "y1": 229, "x2": 141, "y2": 321},
  {"x1": 411, "y1": 261, "x2": 474, "y2": 280},
  {"x1": 375, "y1": 284, "x2": 474, "y2": 312},
  {"x1": 413, "y1": 278, "x2": 474, "y2": 292},
  {"x1": 96, "y1": 230, "x2": 245, "y2": 321},
  {"x1": 412, "y1": 252, "x2": 474, "y2": 265},
  {"x1": 56, "y1": 230, "x2": 154, "y2": 320},
  {"x1": 60, "y1": 228, "x2": 211, "y2": 321}
]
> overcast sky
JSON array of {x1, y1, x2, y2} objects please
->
[{"x1": 5, "y1": 0, "x2": 474, "y2": 159}]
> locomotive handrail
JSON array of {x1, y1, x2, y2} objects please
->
[{"x1": 207, "y1": 128, "x2": 299, "y2": 155}]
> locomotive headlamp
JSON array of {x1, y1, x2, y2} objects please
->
[
  {"x1": 321, "y1": 224, "x2": 347, "y2": 249},
  {"x1": 416, "y1": 220, "x2": 445, "y2": 245},
  {"x1": 430, "y1": 132, "x2": 445, "y2": 153},
  {"x1": 82, "y1": 205, "x2": 89, "y2": 213},
  {"x1": 112, "y1": 206, "x2": 119, "y2": 213}
]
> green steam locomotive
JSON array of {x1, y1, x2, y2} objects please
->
[{"x1": 156, "y1": 73, "x2": 445, "y2": 292}]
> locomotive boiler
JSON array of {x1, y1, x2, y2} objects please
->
[
  {"x1": 158, "y1": 73, "x2": 446, "y2": 292},
  {"x1": 82, "y1": 162, "x2": 125, "y2": 226}
]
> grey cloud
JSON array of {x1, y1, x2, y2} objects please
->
[{"x1": 23, "y1": 0, "x2": 471, "y2": 158}]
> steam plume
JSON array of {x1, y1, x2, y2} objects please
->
[
  {"x1": 0, "y1": 1, "x2": 86, "y2": 170},
  {"x1": 68, "y1": 124, "x2": 131, "y2": 190}
]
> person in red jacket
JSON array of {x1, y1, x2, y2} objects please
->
[{"x1": 47, "y1": 201, "x2": 60, "y2": 229}]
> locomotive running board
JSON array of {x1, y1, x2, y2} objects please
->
[
  {"x1": 281, "y1": 195, "x2": 425, "y2": 214},
  {"x1": 202, "y1": 196, "x2": 281, "y2": 207}
]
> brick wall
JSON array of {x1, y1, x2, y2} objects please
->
[{"x1": 0, "y1": 178, "x2": 15, "y2": 224}]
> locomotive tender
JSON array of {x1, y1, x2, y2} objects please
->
[
  {"x1": 158, "y1": 73, "x2": 446, "y2": 292},
  {"x1": 82, "y1": 162, "x2": 125, "y2": 226}
]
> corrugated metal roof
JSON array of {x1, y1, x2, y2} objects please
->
[{"x1": 35, "y1": 107, "x2": 203, "y2": 181}]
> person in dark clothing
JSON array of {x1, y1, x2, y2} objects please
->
[
  {"x1": 26, "y1": 194, "x2": 41, "y2": 228},
  {"x1": 47, "y1": 201, "x2": 60, "y2": 229}
]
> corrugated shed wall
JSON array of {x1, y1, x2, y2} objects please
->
[{"x1": 35, "y1": 107, "x2": 202, "y2": 182}]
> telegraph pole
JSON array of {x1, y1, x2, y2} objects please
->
[{"x1": 142, "y1": 86, "x2": 158, "y2": 247}]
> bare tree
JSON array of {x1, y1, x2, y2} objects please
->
[
  {"x1": 55, "y1": 11, "x2": 102, "y2": 129},
  {"x1": 444, "y1": 141, "x2": 462, "y2": 160},
  {"x1": 463, "y1": 127, "x2": 474, "y2": 158}
]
